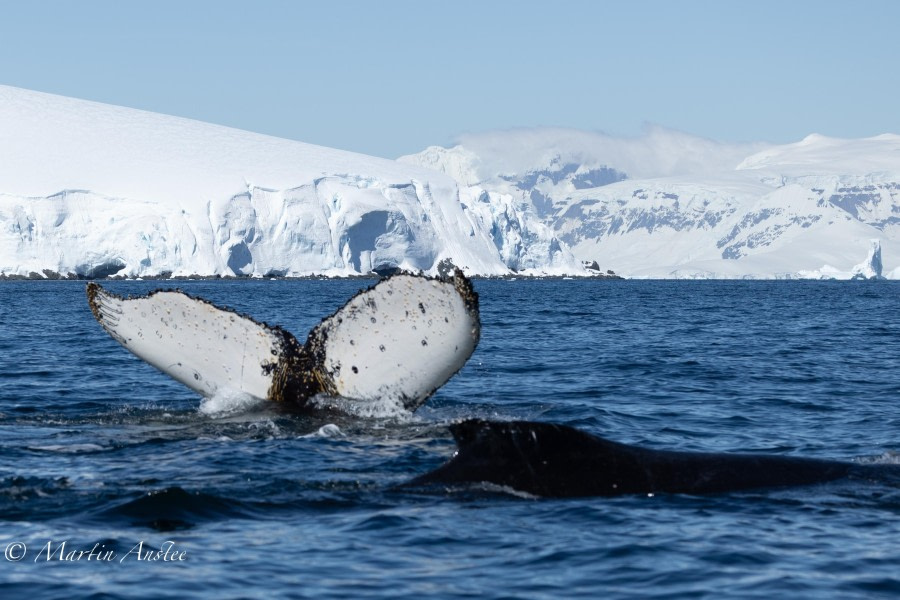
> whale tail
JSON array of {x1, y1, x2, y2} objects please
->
[{"x1": 87, "y1": 271, "x2": 480, "y2": 411}]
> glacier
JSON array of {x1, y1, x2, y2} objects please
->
[
  {"x1": 0, "y1": 86, "x2": 578, "y2": 279},
  {"x1": 4, "y1": 85, "x2": 900, "y2": 280},
  {"x1": 400, "y1": 128, "x2": 900, "y2": 279}
]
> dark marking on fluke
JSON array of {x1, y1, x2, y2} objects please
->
[
  {"x1": 87, "y1": 281, "x2": 326, "y2": 405},
  {"x1": 86, "y1": 269, "x2": 480, "y2": 413},
  {"x1": 409, "y1": 419, "x2": 900, "y2": 498}
]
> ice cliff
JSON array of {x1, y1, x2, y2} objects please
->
[{"x1": 0, "y1": 86, "x2": 578, "y2": 278}]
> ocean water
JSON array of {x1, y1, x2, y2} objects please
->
[{"x1": 2, "y1": 278, "x2": 900, "y2": 599}]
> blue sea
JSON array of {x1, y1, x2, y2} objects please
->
[{"x1": 2, "y1": 279, "x2": 900, "y2": 599}]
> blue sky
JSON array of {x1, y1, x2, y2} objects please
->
[{"x1": 3, "y1": 0, "x2": 899, "y2": 158}]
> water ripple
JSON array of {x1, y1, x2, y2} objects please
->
[{"x1": 2, "y1": 280, "x2": 900, "y2": 598}]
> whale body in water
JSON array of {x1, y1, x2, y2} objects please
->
[
  {"x1": 87, "y1": 271, "x2": 480, "y2": 412},
  {"x1": 410, "y1": 419, "x2": 900, "y2": 497},
  {"x1": 88, "y1": 273, "x2": 898, "y2": 497}
]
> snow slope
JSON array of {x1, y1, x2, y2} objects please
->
[
  {"x1": 401, "y1": 128, "x2": 900, "y2": 279},
  {"x1": 0, "y1": 86, "x2": 581, "y2": 278}
]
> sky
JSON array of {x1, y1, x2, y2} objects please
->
[{"x1": 2, "y1": 0, "x2": 899, "y2": 159}]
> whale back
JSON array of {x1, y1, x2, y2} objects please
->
[{"x1": 412, "y1": 419, "x2": 855, "y2": 497}]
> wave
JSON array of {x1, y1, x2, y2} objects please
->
[
  {"x1": 101, "y1": 486, "x2": 253, "y2": 530},
  {"x1": 856, "y1": 450, "x2": 900, "y2": 465},
  {"x1": 0, "y1": 475, "x2": 71, "y2": 502},
  {"x1": 24, "y1": 443, "x2": 106, "y2": 454}
]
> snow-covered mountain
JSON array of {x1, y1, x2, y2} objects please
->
[
  {"x1": 5, "y1": 85, "x2": 899, "y2": 280},
  {"x1": 0, "y1": 86, "x2": 579, "y2": 278},
  {"x1": 400, "y1": 128, "x2": 900, "y2": 279}
]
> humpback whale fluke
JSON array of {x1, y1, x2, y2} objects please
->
[
  {"x1": 86, "y1": 271, "x2": 480, "y2": 411},
  {"x1": 411, "y1": 419, "x2": 899, "y2": 497}
]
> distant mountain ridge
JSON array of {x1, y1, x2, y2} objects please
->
[{"x1": 400, "y1": 129, "x2": 900, "y2": 279}]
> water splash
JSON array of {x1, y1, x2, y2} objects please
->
[
  {"x1": 307, "y1": 393, "x2": 415, "y2": 421},
  {"x1": 856, "y1": 450, "x2": 900, "y2": 465},
  {"x1": 299, "y1": 424, "x2": 346, "y2": 439},
  {"x1": 198, "y1": 388, "x2": 266, "y2": 417}
]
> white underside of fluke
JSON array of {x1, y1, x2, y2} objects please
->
[
  {"x1": 87, "y1": 273, "x2": 480, "y2": 412},
  {"x1": 88, "y1": 286, "x2": 283, "y2": 400},
  {"x1": 312, "y1": 275, "x2": 480, "y2": 408}
]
